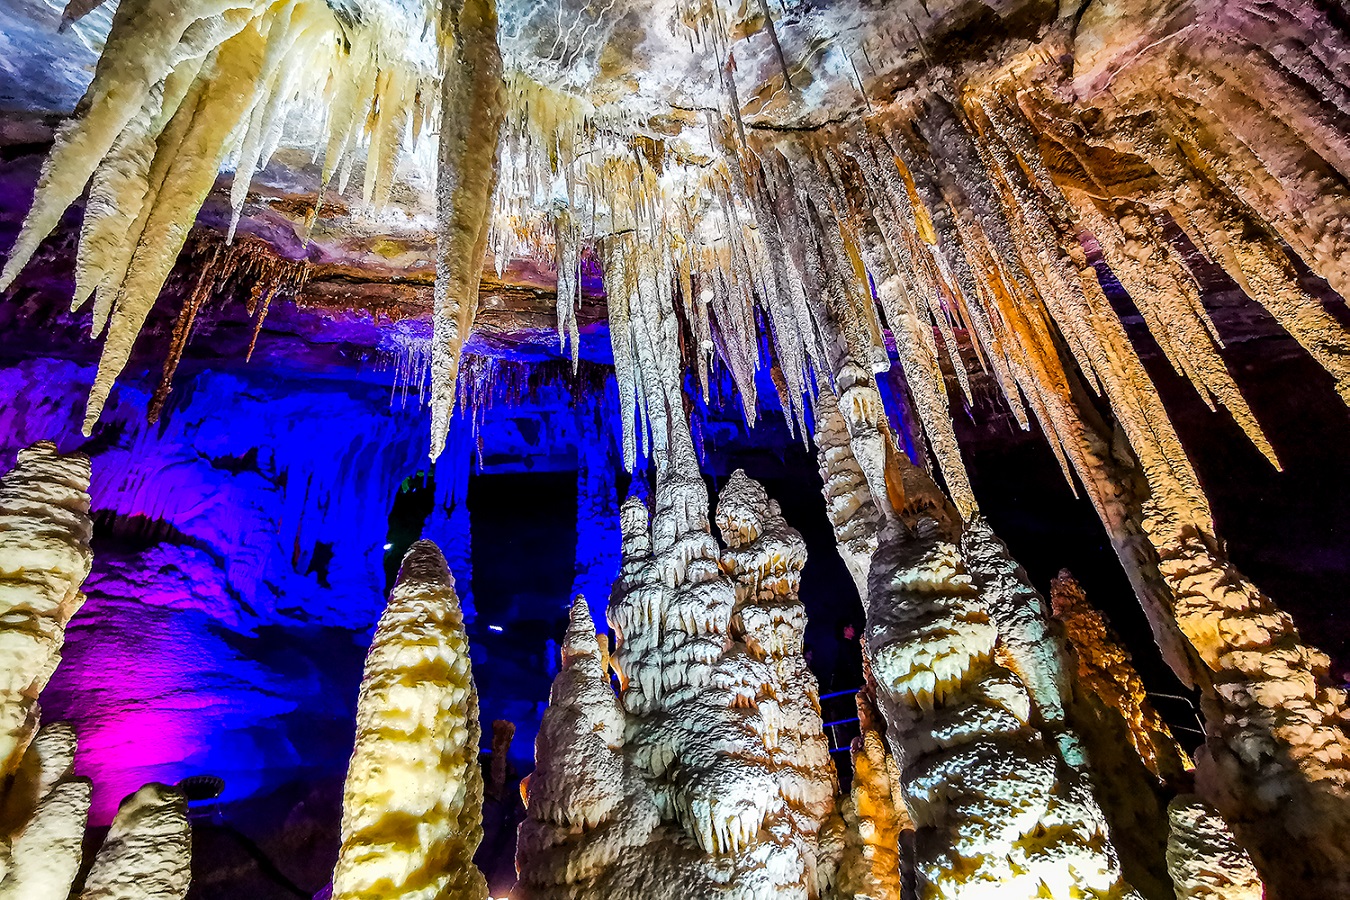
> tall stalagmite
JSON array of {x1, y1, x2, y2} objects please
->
[
  {"x1": 0, "y1": 442, "x2": 93, "y2": 780},
  {"x1": 865, "y1": 457, "x2": 1135, "y2": 899},
  {"x1": 76, "y1": 783, "x2": 191, "y2": 900},
  {"x1": 1050, "y1": 572, "x2": 1188, "y2": 899},
  {"x1": 832, "y1": 690, "x2": 907, "y2": 900},
  {"x1": 332, "y1": 540, "x2": 487, "y2": 900},
  {"x1": 515, "y1": 596, "x2": 649, "y2": 900}
]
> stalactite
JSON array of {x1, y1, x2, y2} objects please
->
[
  {"x1": 812, "y1": 383, "x2": 881, "y2": 596},
  {"x1": 76, "y1": 783, "x2": 191, "y2": 900},
  {"x1": 0, "y1": 443, "x2": 93, "y2": 780},
  {"x1": 332, "y1": 540, "x2": 487, "y2": 900},
  {"x1": 430, "y1": 0, "x2": 507, "y2": 461}
]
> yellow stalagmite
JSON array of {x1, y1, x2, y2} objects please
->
[
  {"x1": 332, "y1": 540, "x2": 487, "y2": 900},
  {"x1": 0, "y1": 443, "x2": 93, "y2": 780}
]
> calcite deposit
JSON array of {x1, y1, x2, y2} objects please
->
[
  {"x1": 2, "y1": 0, "x2": 1350, "y2": 896},
  {"x1": 332, "y1": 540, "x2": 487, "y2": 900},
  {"x1": 0, "y1": 723, "x2": 90, "y2": 900},
  {"x1": 0, "y1": 442, "x2": 93, "y2": 780},
  {"x1": 1164, "y1": 796, "x2": 1264, "y2": 900},
  {"x1": 77, "y1": 782, "x2": 191, "y2": 900}
]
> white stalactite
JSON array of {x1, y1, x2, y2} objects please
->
[{"x1": 429, "y1": 0, "x2": 507, "y2": 461}]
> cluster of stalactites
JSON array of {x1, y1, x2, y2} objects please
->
[
  {"x1": 332, "y1": 540, "x2": 487, "y2": 900},
  {"x1": 3, "y1": 0, "x2": 439, "y2": 436}
]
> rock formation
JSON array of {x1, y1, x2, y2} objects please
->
[
  {"x1": 1051, "y1": 573, "x2": 1190, "y2": 785},
  {"x1": 1165, "y1": 796, "x2": 1264, "y2": 900},
  {"x1": 832, "y1": 691, "x2": 907, "y2": 900},
  {"x1": 1050, "y1": 572, "x2": 1188, "y2": 899},
  {"x1": 515, "y1": 595, "x2": 646, "y2": 900},
  {"x1": 0, "y1": 722, "x2": 91, "y2": 900},
  {"x1": 865, "y1": 457, "x2": 1135, "y2": 899},
  {"x1": 332, "y1": 540, "x2": 487, "y2": 900},
  {"x1": 77, "y1": 782, "x2": 191, "y2": 900},
  {"x1": 0, "y1": 442, "x2": 93, "y2": 779}
]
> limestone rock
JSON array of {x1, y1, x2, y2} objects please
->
[
  {"x1": 332, "y1": 540, "x2": 487, "y2": 900},
  {"x1": 1165, "y1": 795, "x2": 1263, "y2": 900},
  {"x1": 0, "y1": 442, "x2": 92, "y2": 779},
  {"x1": 77, "y1": 783, "x2": 191, "y2": 900}
]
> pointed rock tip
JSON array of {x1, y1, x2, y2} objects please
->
[
  {"x1": 395, "y1": 540, "x2": 453, "y2": 590},
  {"x1": 563, "y1": 594, "x2": 599, "y2": 657}
]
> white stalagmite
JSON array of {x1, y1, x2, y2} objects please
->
[
  {"x1": 515, "y1": 596, "x2": 655, "y2": 900},
  {"x1": 1165, "y1": 796, "x2": 1263, "y2": 900},
  {"x1": 716, "y1": 469, "x2": 842, "y2": 891},
  {"x1": 76, "y1": 783, "x2": 191, "y2": 900},
  {"x1": 0, "y1": 443, "x2": 93, "y2": 780},
  {"x1": 0, "y1": 722, "x2": 91, "y2": 900},
  {"x1": 332, "y1": 540, "x2": 487, "y2": 900},
  {"x1": 0, "y1": 782, "x2": 91, "y2": 900},
  {"x1": 865, "y1": 455, "x2": 1136, "y2": 899},
  {"x1": 429, "y1": 0, "x2": 507, "y2": 461}
]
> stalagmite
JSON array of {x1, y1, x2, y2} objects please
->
[
  {"x1": 77, "y1": 783, "x2": 191, "y2": 900},
  {"x1": 0, "y1": 443, "x2": 93, "y2": 780},
  {"x1": 1051, "y1": 573, "x2": 1189, "y2": 783},
  {"x1": 0, "y1": 722, "x2": 90, "y2": 900},
  {"x1": 515, "y1": 596, "x2": 653, "y2": 900},
  {"x1": 1049, "y1": 572, "x2": 1185, "y2": 900},
  {"x1": 865, "y1": 457, "x2": 1135, "y2": 899},
  {"x1": 332, "y1": 540, "x2": 487, "y2": 900},
  {"x1": 430, "y1": 0, "x2": 507, "y2": 461},
  {"x1": 813, "y1": 384, "x2": 882, "y2": 596},
  {"x1": 833, "y1": 691, "x2": 907, "y2": 900},
  {"x1": 716, "y1": 470, "x2": 842, "y2": 890},
  {"x1": 1165, "y1": 795, "x2": 1263, "y2": 900}
]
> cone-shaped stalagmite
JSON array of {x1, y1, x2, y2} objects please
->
[
  {"x1": 515, "y1": 596, "x2": 648, "y2": 900},
  {"x1": 332, "y1": 540, "x2": 487, "y2": 900}
]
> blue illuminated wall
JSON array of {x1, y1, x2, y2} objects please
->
[{"x1": 0, "y1": 356, "x2": 478, "y2": 822}]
